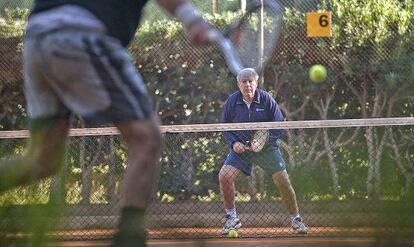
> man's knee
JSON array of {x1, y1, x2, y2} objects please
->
[
  {"x1": 123, "y1": 124, "x2": 162, "y2": 153},
  {"x1": 31, "y1": 146, "x2": 65, "y2": 178},
  {"x1": 135, "y1": 129, "x2": 161, "y2": 147},
  {"x1": 272, "y1": 170, "x2": 292, "y2": 186},
  {"x1": 29, "y1": 123, "x2": 69, "y2": 178},
  {"x1": 219, "y1": 166, "x2": 235, "y2": 184}
]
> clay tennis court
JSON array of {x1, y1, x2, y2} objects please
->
[
  {"x1": 50, "y1": 237, "x2": 414, "y2": 247},
  {"x1": 38, "y1": 227, "x2": 414, "y2": 247}
]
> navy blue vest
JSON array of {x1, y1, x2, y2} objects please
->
[{"x1": 32, "y1": 0, "x2": 149, "y2": 47}]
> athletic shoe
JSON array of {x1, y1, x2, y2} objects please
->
[
  {"x1": 110, "y1": 229, "x2": 147, "y2": 247},
  {"x1": 222, "y1": 214, "x2": 242, "y2": 234},
  {"x1": 291, "y1": 216, "x2": 308, "y2": 234}
]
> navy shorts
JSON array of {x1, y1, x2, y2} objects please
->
[{"x1": 224, "y1": 146, "x2": 286, "y2": 176}]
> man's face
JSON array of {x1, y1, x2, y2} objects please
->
[{"x1": 237, "y1": 74, "x2": 257, "y2": 100}]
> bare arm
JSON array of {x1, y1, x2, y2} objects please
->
[{"x1": 155, "y1": 0, "x2": 212, "y2": 45}]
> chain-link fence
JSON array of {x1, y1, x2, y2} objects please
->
[
  {"x1": 0, "y1": 0, "x2": 413, "y2": 243},
  {"x1": 0, "y1": 119, "x2": 413, "y2": 241},
  {"x1": 0, "y1": 0, "x2": 413, "y2": 129}
]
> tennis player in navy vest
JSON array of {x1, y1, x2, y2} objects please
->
[{"x1": 219, "y1": 68, "x2": 308, "y2": 235}]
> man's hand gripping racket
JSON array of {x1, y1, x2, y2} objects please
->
[{"x1": 207, "y1": 0, "x2": 284, "y2": 76}]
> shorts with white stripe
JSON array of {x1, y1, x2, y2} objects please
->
[{"x1": 23, "y1": 26, "x2": 154, "y2": 128}]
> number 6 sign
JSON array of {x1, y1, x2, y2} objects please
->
[{"x1": 306, "y1": 12, "x2": 332, "y2": 37}]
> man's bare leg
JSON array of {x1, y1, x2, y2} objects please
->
[
  {"x1": 272, "y1": 170, "x2": 299, "y2": 215},
  {"x1": 0, "y1": 119, "x2": 69, "y2": 193},
  {"x1": 112, "y1": 116, "x2": 162, "y2": 246},
  {"x1": 218, "y1": 165, "x2": 243, "y2": 234},
  {"x1": 219, "y1": 165, "x2": 241, "y2": 212},
  {"x1": 272, "y1": 170, "x2": 308, "y2": 234},
  {"x1": 116, "y1": 116, "x2": 162, "y2": 208}
]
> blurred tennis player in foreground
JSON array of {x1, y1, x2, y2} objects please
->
[
  {"x1": 0, "y1": 0, "x2": 211, "y2": 246},
  {"x1": 219, "y1": 68, "x2": 308, "y2": 235}
]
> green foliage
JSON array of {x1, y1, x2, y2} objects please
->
[
  {"x1": 0, "y1": 0, "x2": 33, "y2": 9},
  {"x1": 0, "y1": 7, "x2": 28, "y2": 38},
  {"x1": 141, "y1": 0, "x2": 240, "y2": 22},
  {"x1": 0, "y1": 0, "x2": 413, "y2": 203},
  {"x1": 132, "y1": 14, "x2": 239, "y2": 125},
  {"x1": 158, "y1": 133, "x2": 224, "y2": 201}
]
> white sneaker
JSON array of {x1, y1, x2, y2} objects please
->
[
  {"x1": 222, "y1": 214, "x2": 242, "y2": 235},
  {"x1": 291, "y1": 216, "x2": 308, "y2": 234}
]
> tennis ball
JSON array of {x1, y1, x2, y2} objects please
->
[
  {"x1": 228, "y1": 229, "x2": 238, "y2": 238},
  {"x1": 309, "y1": 64, "x2": 327, "y2": 83}
]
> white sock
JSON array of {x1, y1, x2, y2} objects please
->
[
  {"x1": 290, "y1": 213, "x2": 300, "y2": 221},
  {"x1": 226, "y1": 208, "x2": 237, "y2": 218}
]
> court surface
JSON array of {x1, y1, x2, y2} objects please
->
[
  {"x1": 44, "y1": 227, "x2": 414, "y2": 247},
  {"x1": 49, "y1": 237, "x2": 414, "y2": 247}
]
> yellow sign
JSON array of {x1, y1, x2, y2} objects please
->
[{"x1": 306, "y1": 12, "x2": 332, "y2": 37}]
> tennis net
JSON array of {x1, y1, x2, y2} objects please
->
[{"x1": 0, "y1": 117, "x2": 413, "y2": 241}]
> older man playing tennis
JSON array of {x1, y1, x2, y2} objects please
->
[{"x1": 219, "y1": 68, "x2": 308, "y2": 235}]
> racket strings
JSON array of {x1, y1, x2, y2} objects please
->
[{"x1": 227, "y1": 2, "x2": 283, "y2": 71}]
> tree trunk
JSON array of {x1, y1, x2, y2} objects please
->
[
  {"x1": 388, "y1": 128, "x2": 414, "y2": 200},
  {"x1": 181, "y1": 145, "x2": 194, "y2": 200},
  {"x1": 366, "y1": 126, "x2": 388, "y2": 199},
  {"x1": 107, "y1": 137, "x2": 117, "y2": 204},
  {"x1": 212, "y1": 0, "x2": 219, "y2": 14},
  {"x1": 405, "y1": 175, "x2": 414, "y2": 199},
  {"x1": 248, "y1": 169, "x2": 258, "y2": 202},
  {"x1": 322, "y1": 129, "x2": 339, "y2": 199},
  {"x1": 284, "y1": 130, "x2": 297, "y2": 168},
  {"x1": 366, "y1": 127, "x2": 376, "y2": 199},
  {"x1": 81, "y1": 136, "x2": 92, "y2": 205}
]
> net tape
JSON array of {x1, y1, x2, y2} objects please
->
[{"x1": 1, "y1": 117, "x2": 413, "y2": 139}]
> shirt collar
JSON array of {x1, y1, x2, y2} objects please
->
[{"x1": 236, "y1": 90, "x2": 261, "y2": 105}]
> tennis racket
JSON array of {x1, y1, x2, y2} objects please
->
[
  {"x1": 207, "y1": 0, "x2": 284, "y2": 76},
  {"x1": 247, "y1": 129, "x2": 269, "y2": 152}
]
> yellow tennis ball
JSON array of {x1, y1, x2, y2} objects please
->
[
  {"x1": 228, "y1": 229, "x2": 238, "y2": 238},
  {"x1": 309, "y1": 64, "x2": 327, "y2": 83}
]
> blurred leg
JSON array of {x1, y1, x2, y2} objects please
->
[
  {"x1": 116, "y1": 116, "x2": 162, "y2": 209},
  {"x1": 112, "y1": 116, "x2": 161, "y2": 247},
  {"x1": 0, "y1": 118, "x2": 69, "y2": 193}
]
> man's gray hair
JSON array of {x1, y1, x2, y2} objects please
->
[{"x1": 237, "y1": 68, "x2": 259, "y2": 81}]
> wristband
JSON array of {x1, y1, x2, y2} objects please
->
[{"x1": 174, "y1": 2, "x2": 203, "y2": 27}]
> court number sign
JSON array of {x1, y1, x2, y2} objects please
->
[{"x1": 306, "y1": 12, "x2": 332, "y2": 37}]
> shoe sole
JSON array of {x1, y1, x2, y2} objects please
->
[
  {"x1": 222, "y1": 222, "x2": 242, "y2": 235},
  {"x1": 293, "y1": 228, "x2": 308, "y2": 234}
]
